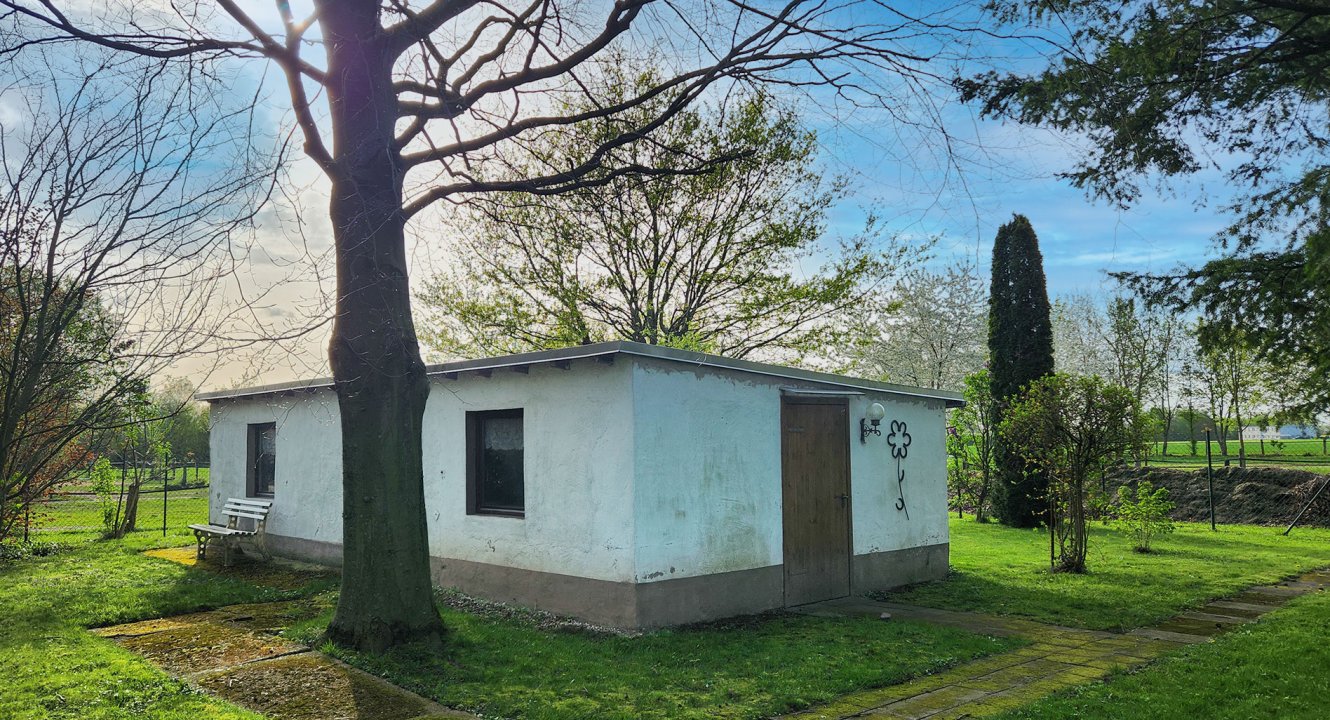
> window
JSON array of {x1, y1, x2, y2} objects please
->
[
  {"x1": 247, "y1": 422, "x2": 276, "y2": 497},
  {"x1": 467, "y1": 409, "x2": 524, "y2": 516}
]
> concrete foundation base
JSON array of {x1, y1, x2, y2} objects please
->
[
  {"x1": 265, "y1": 533, "x2": 949, "y2": 629},
  {"x1": 851, "y1": 543, "x2": 950, "y2": 594}
]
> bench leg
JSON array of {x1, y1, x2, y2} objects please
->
[
  {"x1": 193, "y1": 529, "x2": 210, "y2": 560},
  {"x1": 222, "y1": 538, "x2": 233, "y2": 567}
]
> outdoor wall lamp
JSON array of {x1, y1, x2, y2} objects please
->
[{"x1": 860, "y1": 402, "x2": 886, "y2": 443}]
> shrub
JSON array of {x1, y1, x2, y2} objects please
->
[
  {"x1": 1116, "y1": 480, "x2": 1175, "y2": 553},
  {"x1": 89, "y1": 456, "x2": 120, "y2": 537},
  {"x1": 1000, "y1": 373, "x2": 1149, "y2": 573},
  {"x1": 0, "y1": 540, "x2": 69, "y2": 562}
]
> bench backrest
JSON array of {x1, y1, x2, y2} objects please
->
[{"x1": 222, "y1": 498, "x2": 272, "y2": 532}]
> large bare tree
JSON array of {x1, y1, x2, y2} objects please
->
[
  {"x1": 1, "y1": 0, "x2": 995, "y2": 650},
  {"x1": 0, "y1": 56, "x2": 274, "y2": 543}
]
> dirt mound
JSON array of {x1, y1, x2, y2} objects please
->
[{"x1": 1106, "y1": 466, "x2": 1330, "y2": 527}]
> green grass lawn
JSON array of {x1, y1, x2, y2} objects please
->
[
  {"x1": 1148, "y1": 437, "x2": 1330, "y2": 473},
  {"x1": 994, "y1": 590, "x2": 1330, "y2": 719},
  {"x1": 11, "y1": 516, "x2": 1330, "y2": 719},
  {"x1": 883, "y1": 517, "x2": 1330, "y2": 631},
  {"x1": 1152, "y1": 437, "x2": 1327, "y2": 456},
  {"x1": 0, "y1": 530, "x2": 303, "y2": 720},
  {"x1": 289, "y1": 598, "x2": 1017, "y2": 720},
  {"x1": 3, "y1": 528, "x2": 1018, "y2": 720}
]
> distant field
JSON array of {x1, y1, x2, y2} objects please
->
[
  {"x1": 1153, "y1": 437, "x2": 1326, "y2": 456},
  {"x1": 1146, "y1": 437, "x2": 1330, "y2": 474}
]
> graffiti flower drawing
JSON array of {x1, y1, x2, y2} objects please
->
[{"x1": 886, "y1": 420, "x2": 911, "y2": 460}]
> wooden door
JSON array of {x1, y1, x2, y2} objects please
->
[{"x1": 781, "y1": 397, "x2": 852, "y2": 606}]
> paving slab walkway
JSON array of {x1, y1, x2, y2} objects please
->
[
  {"x1": 782, "y1": 568, "x2": 1330, "y2": 719},
  {"x1": 94, "y1": 602, "x2": 473, "y2": 720},
  {"x1": 91, "y1": 547, "x2": 472, "y2": 720}
]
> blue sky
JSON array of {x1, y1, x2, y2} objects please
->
[
  {"x1": 790, "y1": 2, "x2": 1238, "y2": 297},
  {"x1": 146, "y1": 0, "x2": 1251, "y2": 385}
]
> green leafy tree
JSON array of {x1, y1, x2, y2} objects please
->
[
  {"x1": 963, "y1": 1, "x2": 1330, "y2": 414},
  {"x1": 1001, "y1": 374, "x2": 1149, "y2": 573},
  {"x1": 988, "y1": 214, "x2": 1055, "y2": 528},
  {"x1": 947, "y1": 370, "x2": 999, "y2": 522},
  {"x1": 88, "y1": 456, "x2": 119, "y2": 537},
  {"x1": 418, "y1": 82, "x2": 908, "y2": 363},
  {"x1": 153, "y1": 379, "x2": 210, "y2": 464},
  {"x1": 1192, "y1": 322, "x2": 1270, "y2": 460},
  {"x1": 1115, "y1": 481, "x2": 1175, "y2": 553}
]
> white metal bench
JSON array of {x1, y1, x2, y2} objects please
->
[{"x1": 189, "y1": 498, "x2": 272, "y2": 565}]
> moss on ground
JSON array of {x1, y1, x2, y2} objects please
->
[
  {"x1": 111, "y1": 619, "x2": 305, "y2": 676},
  {"x1": 194, "y1": 653, "x2": 451, "y2": 720},
  {"x1": 144, "y1": 546, "x2": 338, "y2": 592}
]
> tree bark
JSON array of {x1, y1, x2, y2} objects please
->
[
  {"x1": 122, "y1": 482, "x2": 141, "y2": 534},
  {"x1": 320, "y1": 0, "x2": 445, "y2": 653}
]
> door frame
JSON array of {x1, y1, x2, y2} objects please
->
[{"x1": 779, "y1": 394, "x2": 855, "y2": 606}]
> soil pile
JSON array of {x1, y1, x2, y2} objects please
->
[{"x1": 1106, "y1": 466, "x2": 1330, "y2": 527}]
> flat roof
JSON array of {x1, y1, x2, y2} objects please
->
[{"x1": 196, "y1": 340, "x2": 964, "y2": 407}]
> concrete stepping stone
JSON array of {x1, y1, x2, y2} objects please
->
[
  {"x1": 194, "y1": 652, "x2": 465, "y2": 720},
  {"x1": 1126, "y1": 627, "x2": 1210, "y2": 644},
  {"x1": 1203, "y1": 600, "x2": 1273, "y2": 617},
  {"x1": 106, "y1": 618, "x2": 307, "y2": 676},
  {"x1": 93, "y1": 601, "x2": 475, "y2": 720},
  {"x1": 1178, "y1": 610, "x2": 1251, "y2": 625},
  {"x1": 1152, "y1": 618, "x2": 1229, "y2": 637}
]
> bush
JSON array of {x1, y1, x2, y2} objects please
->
[
  {"x1": 0, "y1": 540, "x2": 69, "y2": 562},
  {"x1": 89, "y1": 456, "x2": 119, "y2": 536},
  {"x1": 1116, "y1": 480, "x2": 1175, "y2": 553}
]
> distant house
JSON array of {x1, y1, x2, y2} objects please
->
[
  {"x1": 1242, "y1": 426, "x2": 1281, "y2": 442},
  {"x1": 198, "y1": 341, "x2": 960, "y2": 629}
]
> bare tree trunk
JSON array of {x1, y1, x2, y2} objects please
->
[
  {"x1": 1235, "y1": 400, "x2": 1247, "y2": 468},
  {"x1": 975, "y1": 476, "x2": 990, "y2": 523},
  {"x1": 320, "y1": 0, "x2": 444, "y2": 653},
  {"x1": 122, "y1": 482, "x2": 140, "y2": 534},
  {"x1": 1161, "y1": 408, "x2": 1174, "y2": 456}
]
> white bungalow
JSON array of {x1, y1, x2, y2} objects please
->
[{"x1": 198, "y1": 341, "x2": 959, "y2": 629}]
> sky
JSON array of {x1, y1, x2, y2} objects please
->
[{"x1": 28, "y1": 0, "x2": 1247, "y2": 391}]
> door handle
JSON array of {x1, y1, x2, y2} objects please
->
[{"x1": 835, "y1": 493, "x2": 849, "y2": 508}]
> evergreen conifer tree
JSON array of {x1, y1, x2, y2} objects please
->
[{"x1": 988, "y1": 214, "x2": 1055, "y2": 527}]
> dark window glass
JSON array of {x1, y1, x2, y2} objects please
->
[
  {"x1": 468, "y1": 410, "x2": 524, "y2": 515},
  {"x1": 249, "y1": 423, "x2": 276, "y2": 497}
]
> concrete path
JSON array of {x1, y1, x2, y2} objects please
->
[
  {"x1": 94, "y1": 603, "x2": 472, "y2": 720},
  {"x1": 783, "y1": 569, "x2": 1330, "y2": 719}
]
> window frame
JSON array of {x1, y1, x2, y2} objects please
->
[
  {"x1": 466, "y1": 408, "x2": 525, "y2": 518},
  {"x1": 246, "y1": 422, "x2": 277, "y2": 498}
]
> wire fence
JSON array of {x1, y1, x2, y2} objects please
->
[
  {"x1": 19, "y1": 464, "x2": 211, "y2": 539},
  {"x1": 1145, "y1": 454, "x2": 1330, "y2": 474}
]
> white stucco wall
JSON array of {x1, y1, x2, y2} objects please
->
[
  {"x1": 420, "y1": 361, "x2": 637, "y2": 582},
  {"x1": 208, "y1": 361, "x2": 637, "y2": 583},
  {"x1": 629, "y1": 357, "x2": 950, "y2": 584},
  {"x1": 207, "y1": 352, "x2": 948, "y2": 591},
  {"x1": 846, "y1": 393, "x2": 950, "y2": 555},
  {"x1": 208, "y1": 390, "x2": 343, "y2": 546},
  {"x1": 630, "y1": 360, "x2": 785, "y2": 582}
]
